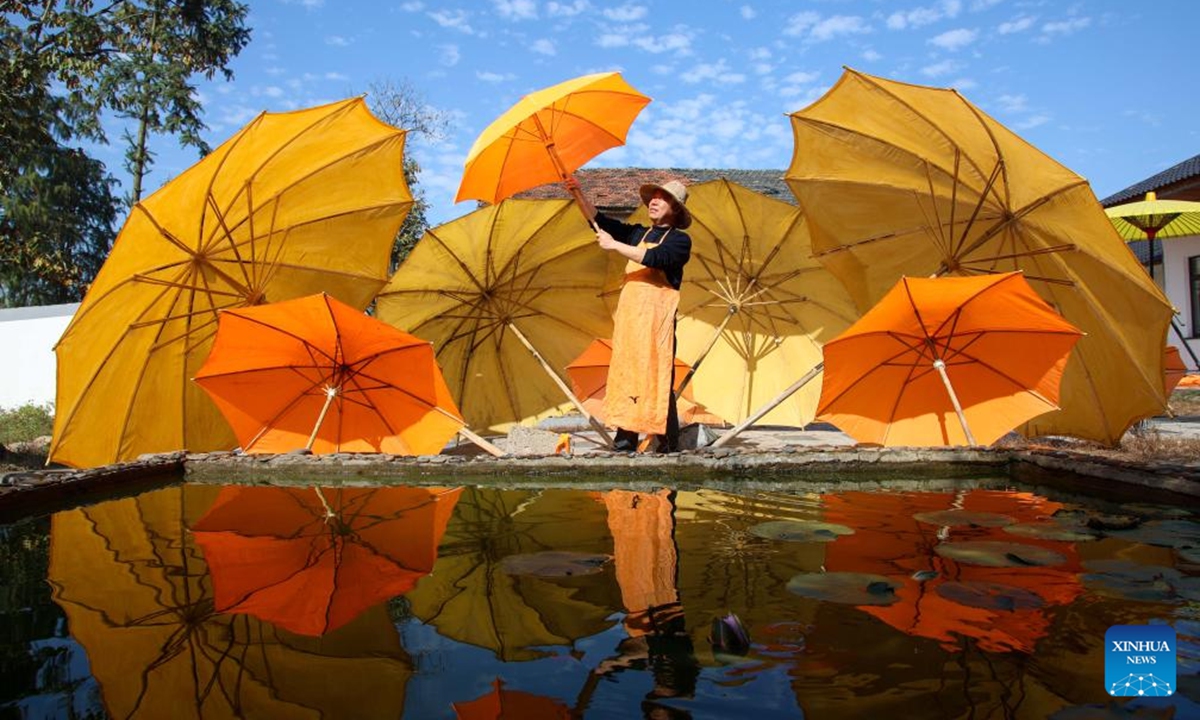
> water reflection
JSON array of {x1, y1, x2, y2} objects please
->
[{"x1": 10, "y1": 482, "x2": 1194, "y2": 719}]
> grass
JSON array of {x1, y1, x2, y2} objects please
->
[
  {"x1": 0, "y1": 403, "x2": 54, "y2": 447},
  {"x1": 1169, "y1": 389, "x2": 1200, "y2": 417}
]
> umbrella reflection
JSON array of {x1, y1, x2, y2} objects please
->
[
  {"x1": 192, "y1": 485, "x2": 461, "y2": 636},
  {"x1": 48, "y1": 485, "x2": 413, "y2": 719},
  {"x1": 452, "y1": 677, "x2": 571, "y2": 720}
]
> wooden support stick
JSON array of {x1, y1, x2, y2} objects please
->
[
  {"x1": 932, "y1": 359, "x2": 975, "y2": 446},
  {"x1": 710, "y1": 363, "x2": 824, "y2": 448}
]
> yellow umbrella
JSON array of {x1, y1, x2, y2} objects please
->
[
  {"x1": 455, "y1": 72, "x2": 650, "y2": 212},
  {"x1": 51, "y1": 98, "x2": 413, "y2": 467},
  {"x1": 404, "y1": 487, "x2": 621, "y2": 662},
  {"x1": 376, "y1": 199, "x2": 613, "y2": 437},
  {"x1": 621, "y1": 179, "x2": 859, "y2": 433},
  {"x1": 786, "y1": 68, "x2": 1174, "y2": 445},
  {"x1": 48, "y1": 485, "x2": 413, "y2": 719}
]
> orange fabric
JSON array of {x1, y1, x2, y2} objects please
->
[
  {"x1": 817, "y1": 272, "x2": 1083, "y2": 447},
  {"x1": 567, "y1": 338, "x2": 724, "y2": 427},
  {"x1": 604, "y1": 489, "x2": 679, "y2": 630},
  {"x1": 1179, "y1": 374, "x2": 1200, "y2": 388},
  {"x1": 194, "y1": 293, "x2": 464, "y2": 455},
  {"x1": 453, "y1": 678, "x2": 571, "y2": 720},
  {"x1": 192, "y1": 485, "x2": 461, "y2": 637},
  {"x1": 823, "y1": 489, "x2": 1084, "y2": 654},
  {"x1": 456, "y1": 72, "x2": 650, "y2": 204},
  {"x1": 604, "y1": 264, "x2": 680, "y2": 434},
  {"x1": 1165, "y1": 346, "x2": 1187, "y2": 395}
]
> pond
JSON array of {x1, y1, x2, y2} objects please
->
[{"x1": 0, "y1": 478, "x2": 1197, "y2": 719}]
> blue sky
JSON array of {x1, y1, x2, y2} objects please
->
[{"x1": 95, "y1": 0, "x2": 1200, "y2": 226}]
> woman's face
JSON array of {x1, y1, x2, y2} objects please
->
[{"x1": 647, "y1": 190, "x2": 676, "y2": 225}]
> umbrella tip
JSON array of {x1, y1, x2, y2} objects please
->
[{"x1": 1146, "y1": 191, "x2": 1157, "y2": 202}]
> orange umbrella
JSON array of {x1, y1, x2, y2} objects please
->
[
  {"x1": 817, "y1": 272, "x2": 1083, "y2": 447},
  {"x1": 567, "y1": 338, "x2": 725, "y2": 428},
  {"x1": 822, "y1": 489, "x2": 1084, "y2": 654},
  {"x1": 455, "y1": 72, "x2": 650, "y2": 214},
  {"x1": 194, "y1": 293, "x2": 496, "y2": 455},
  {"x1": 192, "y1": 485, "x2": 461, "y2": 636},
  {"x1": 453, "y1": 678, "x2": 571, "y2": 720},
  {"x1": 1165, "y1": 345, "x2": 1187, "y2": 395}
]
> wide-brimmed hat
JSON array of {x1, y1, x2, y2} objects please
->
[{"x1": 639, "y1": 180, "x2": 692, "y2": 229}]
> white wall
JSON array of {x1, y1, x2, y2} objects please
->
[
  {"x1": 0, "y1": 303, "x2": 77, "y2": 409},
  {"x1": 1163, "y1": 235, "x2": 1200, "y2": 370}
]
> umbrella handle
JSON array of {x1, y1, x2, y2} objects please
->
[
  {"x1": 307, "y1": 386, "x2": 338, "y2": 451},
  {"x1": 710, "y1": 362, "x2": 823, "y2": 448},
  {"x1": 933, "y1": 359, "x2": 976, "y2": 446}
]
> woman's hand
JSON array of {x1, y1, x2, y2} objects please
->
[{"x1": 596, "y1": 228, "x2": 621, "y2": 251}]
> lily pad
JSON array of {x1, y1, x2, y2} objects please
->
[
  {"x1": 499, "y1": 551, "x2": 612, "y2": 578},
  {"x1": 1082, "y1": 559, "x2": 1200, "y2": 604},
  {"x1": 913, "y1": 510, "x2": 1016, "y2": 527},
  {"x1": 934, "y1": 541, "x2": 1066, "y2": 567},
  {"x1": 749, "y1": 520, "x2": 854, "y2": 543},
  {"x1": 786, "y1": 572, "x2": 901, "y2": 605},
  {"x1": 935, "y1": 581, "x2": 1045, "y2": 611},
  {"x1": 1003, "y1": 522, "x2": 1100, "y2": 542},
  {"x1": 1104, "y1": 520, "x2": 1200, "y2": 551}
]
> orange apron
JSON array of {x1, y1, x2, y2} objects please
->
[{"x1": 603, "y1": 238, "x2": 679, "y2": 435}]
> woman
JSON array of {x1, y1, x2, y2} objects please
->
[{"x1": 576, "y1": 179, "x2": 692, "y2": 452}]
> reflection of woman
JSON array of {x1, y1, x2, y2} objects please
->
[{"x1": 576, "y1": 180, "x2": 692, "y2": 452}]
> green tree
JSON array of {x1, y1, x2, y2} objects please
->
[{"x1": 364, "y1": 79, "x2": 450, "y2": 271}]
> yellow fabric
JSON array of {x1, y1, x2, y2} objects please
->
[
  {"x1": 604, "y1": 490, "x2": 679, "y2": 623},
  {"x1": 787, "y1": 68, "x2": 1173, "y2": 445},
  {"x1": 456, "y1": 72, "x2": 650, "y2": 204},
  {"x1": 604, "y1": 261, "x2": 679, "y2": 435},
  {"x1": 1106, "y1": 194, "x2": 1200, "y2": 240},
  {"x1": 377, "y1": 199, "x2": 612, "y2": 434},
  {"x1": 51, "y1": 98, "x2": 412, "y2": 467},
  {"x1": 622, "y1": 179, "x2": 860, "y2": 426}
]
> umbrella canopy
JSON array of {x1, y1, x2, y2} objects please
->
[
  {"x1": 48, "y1": 485, "x2": 414, "y2": 719},
  {"x1": 404, "y1": 487, "x2": 621, "y2": 662},
  {"x1": 453, "y1": 678, "x2": 572, "y2": 720},
  {"x1": 376, "y1": 199, "x2": 613, "y2": 434},
  {"x1": 51, "y1": 98, "x2": 413, "y2": 467},
  {"x1": 192, "y1": 485, "x2": 461, "y2": 637},
  {"x1": 566, "y1": 338, "x2": 724, "y2": 426},
  {"x1": 620, "y1": 178, "x2": 860, "y2": 428},
  {"x1": 194, "y1": 293, "x2": 467, "y2": 455},
  {"x1": 1166, "y1": 345, "x2": 1187, "y2": 395},
  {"x1": 455, "y1": 72, "x2": 650, "y2": 206},
  {"x1": 817, "y1": 272, "x2": 1082, "y2": 447},
  {"x1": 1106, "y1": 191, "x2": 1200, "y2": 279},
  {"x1": 787, "y1": 68, "x2": 1174, "y2": 446}
]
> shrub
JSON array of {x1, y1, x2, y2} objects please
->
[{"x1": 0, "y1": 403, "x2": 55, "y2": 446}]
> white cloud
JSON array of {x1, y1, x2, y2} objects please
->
[
  {"x1": 970, "y1": 0, "x2": 1002, "y2": 10},
  {"x1": 887, "y1": 1, "x2": 961, "y2": 30},
  {"x1": 929, "y1": 28, "x2": 977, "y2": 51},
  {"x1": 530, "y1": 38, "x2": 556, "y2": 55},
  {"x1": 920, "y1": 59, "x2": 960, "y2": 77},
  {"x1": 260, "y1": 86, "x2": 285, "y2": 98},
  {"x1": 681, "y1": 59, "x2": 746, "y2": 85},
  {"x1": 546, "y1": 0, "x2": 588, "y2": 17},
  {"x1": 476, "y1": 71, "x2": 517, "y2": 83},
  {"x1": 324, "y1": 72, "x2": 349, "y2": 82},
  {"x1": 783, "y1": 11, "x2": 820, "y2": 37},
  {"x1": 862, "y1": 48, "x2": 883, "y2": 61},
  {"x1": 996, "y1": 94, "x2": 1027, "y2": 113},
  {"x1": 399, "y1": 1, "x2": 423, "y2": 10},
  {"x1": 951, "y1": 77, "x2": 977, "y2": 90},
  {"x1": 788, "y1": 13, "x2": 870, "y2": 42},
  {"x1": 325, "y1": 35, "x2": 350, "y2": 47},
  {"x1": 493, "y1": 0, "x2": 537, "y2": 20},
  {"x1": 1014, "y1": 115, "x2": 1049, "y2": 130},
  {"x1": 630, "y1": 27, "x2": 693, "y2": 54},
  {"x1": 748, "y1": 47, "x2": 771, "y2": 61},
  {"x1": 620, "y1": 94, "x2": 792, "y2": 168},
  {"x1": 428, "y1": 9, "x2": 478, "y2": 35},
  {"x1": 779, "y1": 70, "x2": 820, "y2": 98},
  {"x1": 1041, "y1": 17, "x2": 1091, "y2": 36},
  {"x1": 438, "y1": 44, "x2": 461, "y2": 66},
  {"x1": 740, "y1": 5, "x2": 757, "y2": 20},
  {"x1": 603, "y1": 3, "x2": 647, "y2": 22},
  {"x1": 998, "y1": 15, "x2": 1036, "y2": 34}
]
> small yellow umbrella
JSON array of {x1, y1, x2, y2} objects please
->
[
  {"x1": 1105, "y1": 191, "x2": 1200, "y2": 280},
  {"x1": 51, "y1": 98, "x2": 413, "y2": 467},
  {"x1": 787, "y1": 68, "x2": 1174, "y2": 446},
  {"x1": 620, "y1": 179, "x2": 859, "y2": 438},
  {"x1": 376, "y1": 199, "x2": 613, "y2": 437},
  {"x1": 455, "y1": 72, "x2": 650, "y2": 214}
]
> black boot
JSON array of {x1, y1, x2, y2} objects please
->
[{"x1": 612, "y1": 428, "x2": 639, "y2": 452}]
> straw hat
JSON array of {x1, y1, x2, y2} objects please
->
[{"x1": 639, "y1": 180, "x2": 692, "y2": 229}]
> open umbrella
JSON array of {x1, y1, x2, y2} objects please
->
[
  {"x1": 618, "y1": 179, "x2": 859, "y2": 437},
  {"x1": 1166, "y1": 345, "x2": 1187, "y2": 396},
  {"x1": 566, "y1": 338, "x2": 723, "y2": 427},
  {"x1": 455, "y1": 72, "x2": 650, "y2": 217},
  {"x1": 48, "y1": 485, "x2": 414, "y2": 719},
  {"x1": 816, "y1": 272, "x2": 1082, "y2": 447},
  {"x1": 51, "y1": 98, "x2": 413, "y2": 467},
  {"x1": 787, "y1": 68, "x2": 1174, "y2": 446},
  {"x1": 376, "y1": 199, "x2": 613, "y2": 438},
  {"x1": 404, "y1": 487, "x2": 621, "y2": 662},
  {"x1": 193, "y1": 293, "x2": 499, "y2": 456},
  {"x1": 192, "y1": 485, "x2": 461, "y2": 637}
]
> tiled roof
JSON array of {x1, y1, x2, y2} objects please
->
[
  {"x1": 1100, "y1": 152, "x2": 1200, "y2": 206},
  {"x1": 514, "y1": 168, "x2": 792, "y2": 210}
]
